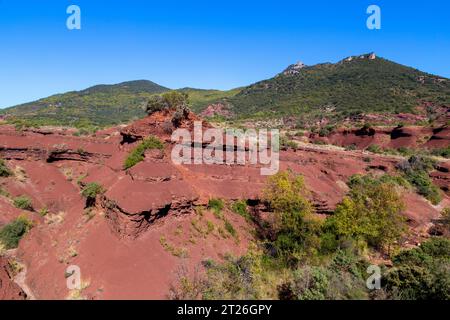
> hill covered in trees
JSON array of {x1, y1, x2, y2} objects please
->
[
  {"x1": 1, "y1": 54, "x2": 449, "y2": 128},
  {"x1": 0, "y1": 80, "x2": 239, "y2": 129},
  {"x1": 222, "y1": 54, "x2": 450, "y2": 122}
]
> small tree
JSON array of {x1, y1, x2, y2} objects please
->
[
  {"x1": 163, "y1": 91, "x2": 189, "y2": 110},
  {"x1": 81, "y1": 182, "x2": 104, "y2": 207},
  {"x1": 263, "y1": 171, "x2": 312, "y2": 216},
  {"x1": 143, "y1": 95, "x2": 169, "y2": 115},
  {"x1": 331, "y1": 177, "x2": 407, "y2": 253},
  {"x1": 143, "y1": 92, "x2": 189, "y2": 114},
  {"x1": 143, "y1": 91, "x2": 191, "y2": 128},
  {"x1": 262, "y1": 171, "x2": 319, "y2": 260}
]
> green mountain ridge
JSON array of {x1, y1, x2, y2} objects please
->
[
  {"x1": 223, "y1": 54, "x2": 450, "y2": 123},
  {"x1": 2, "y1": 54, "x2": 449, "y2": 128},
  {"x1": 0, "y1": 80, "x2": 171, "y2": 127}
]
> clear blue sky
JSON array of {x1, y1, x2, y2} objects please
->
[{"x1": 0, "y1": 0, "x2": 449, "y2": 108}]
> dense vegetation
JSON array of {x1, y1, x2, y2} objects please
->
[
  {"x1": 0, "y1": 81, "x2": 236, "y2": 128},
  {"x1": 169, "y1": 171, "x2": 448, "y2": 300},
  {"x1": 432, "y1": 145, "x2": 450, "y2": 158},
  {"x1": 383, "y1": 237, "x2": 450, "y2": 299},
  {"x1": 328, "y1": 174, "x2": 408, "y2": 254},
  {"x1": 1, "y1": 80, "x2": 169, "y2": 128},
  {"x1": 396, "y1": 155, "x2": 442, "y2": 204},
  {"x1": 225, "y1": 56, "x2": 450, "y2": 122},
  {"x1": 0, "y1": 216, "x2": 33, "y2": 249}
]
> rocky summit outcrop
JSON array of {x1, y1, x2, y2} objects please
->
[
  {"x1": 120, "y1": 109, "x2": 209, "y2": 143},
  {"x1": 281, "y1": 61, "x2": 307, "y2": 76}
]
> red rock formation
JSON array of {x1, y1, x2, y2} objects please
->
[
  {"x1": 0, "y1": 258, "x2": 27, "y2": 300},
  {"x1": 318, "y1": 125, "x2": 449, "y2": 150},
  {"x1": 0, "y1": 111, "x2": 448, "y2": 299},
  {"x1": 120, "y1": 109, "x2": 209, "y2": 142}
]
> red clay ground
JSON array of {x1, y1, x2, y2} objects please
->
[{"x1": 0, "y1": 112, "x2": 449, "y2": 299}]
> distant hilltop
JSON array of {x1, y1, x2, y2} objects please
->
[
  {"x1": 340, "y1": 52, "x2": 376, "y2": 63},
  {"x1": 281, "y1": 61, "x2": 307, "y2": 76}
]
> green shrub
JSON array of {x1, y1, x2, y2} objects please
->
[
  {"x1": 208, "y1": 198, "x2": 224, "y2": 218},
  {"x1": 144, "y1": 95, "x2": 168, "y2": 114},
  {"x1": 280, "y1": 136, "x2": 298, "y2": 150},
  {"x1": 431, "y1": 146, "x2": 450, "y2": 158},
  {"x1": 38, "y1": 207, "x2": 49, "y2": 217},
  {"x1": 231, "y1": 200, "x2": 252, "y2": 221},
  {"x1": 81, "y1": 182, "x2": 104, "y2": 199},
  {"x1": 13, "y1": 196, "x2": 33, "y2": 211},
  {"x1": 383, "y1": 238, "x2": 450, "y2": 299},
  {"x1": 312, "y1": 140, "x2": 326, "y2": 145},
  {"x1": 124, "y1": 136, "x2": 164, "y2": 169},
  {"x1": 396, "y1": 156, "x2": 442, "y2": 204},
  {"x1": 143, "y1": 91, "x2": 190, "y2": 124},
  {"x1": 348, "y1": 174, "x2": 410, "y2": 189},
  {"x1": 201, "y1": 251, "x2": 273, "y2": 300},
  {"x1": 263, "y1": 171, "x2": 312, "y2": 215},
  {"x1": 318, "y1": 125, "x2": 335, "y2": 137},
  {"x1": 330, "y1": 175, "x2": 407, "y2": 252},
  {"x1": 224, "y1": 220, "x2": 237, "y2": 238},
  {"x1": 397, "y1": 147, "x2": 413, "y2": 156},
  {"x1": 278, "y1": 250, "x2": 369, "y2": 300},
  {"x1": 405, "y1": 170, "x2": 441, "y2": 204},
  {"x1": 394, "y1": 237, "x2": 450, "y2": 267},
  {"x1": 0, "y1": 216, "x2": 33, "y2": 249},
  {"x1": 81, "y1": 182, "x2": 104, "y2": 207},
  {"x1": 366, "y1": 144, "x2": 382, "y2": 154},
  {"x1": 288, "y1": 266, "x2": 329, "y2": 300},
  {"x1": 0, "y1": 159, "x2": 12, "y2": 177},
  {"x1": 262, "y1": 171, "x2": 320, "y2": 260}
]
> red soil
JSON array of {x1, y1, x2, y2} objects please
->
[{"x1": 0, "y1": 113, "x2": 449, "y2": 299}]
